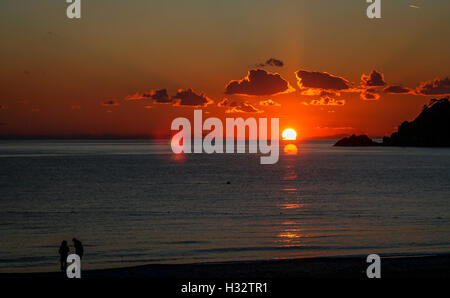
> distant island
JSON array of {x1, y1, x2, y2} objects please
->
[
  {"x1": 335, "y1": 97, "x2": 450, "y2": 147},
  {"x1": 334, "y1": 134, "x2": 381, "y2": 147}
]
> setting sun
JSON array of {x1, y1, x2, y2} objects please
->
[{"x1": 282, "y1": 129, "x2": 297, "y2": 140}]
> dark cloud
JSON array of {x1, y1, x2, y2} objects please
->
[
  {"x1": 361, "y1": 70, "x2": 386, "y2": 87},
  {"x1": 225, "y1": 69, "x2": 293, "y2": 96},
  {"x1": 383, "y1": 85, "x2": 412, "y2": 94},
  {"x1": 259, "y1": 99, "x2": 280, "y2": 106},
  {"x1": 265, "y1": 58, "x2": 284, "y2": 67},
  {"x1": 126, "y1": 88, "x2": 213, "y2": 107},
  {"x1": 217, "y1": 98, "x2": 230, "y2": 107},
  {"x1": 296, "y1": 70, "x2": 351, "y2": 92},
  {"x1": 102, "y1": 100, "x2": 119, "y2": 106},
  {"x1": 172, "y1": 88, "x2": 213, "y2": 107},
  {"x1": 148, "y1": 89, "x2": 171, "y2": 103},
  {"x1": 257, "y1": 58, "x2": 284, "y2": 67},
  {"x1": 415, "y1": 77, "x2": 450, "y2": 95},
  {"x1": 125, "y1": 89, "x2": 171, "y2": 103}
]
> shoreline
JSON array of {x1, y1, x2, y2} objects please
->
[{"x1": 2, "y1": 254, "x2": 449, "y2": 279}]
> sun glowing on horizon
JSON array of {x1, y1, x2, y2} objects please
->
[{"x1": 282, "y1": 128, "x2": 297, "y2": 140}]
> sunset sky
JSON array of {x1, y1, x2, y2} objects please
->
[{"x1": 1, "y1": 0, "x2": 449, "y2": 139}]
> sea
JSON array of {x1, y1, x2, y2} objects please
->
[{"x1": 0, "y1": 139, "x2": 449, "y2": 272}]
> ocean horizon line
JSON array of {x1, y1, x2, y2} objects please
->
[{"x1": 0, "y1": 135, "x2": 384, "y2": 141}]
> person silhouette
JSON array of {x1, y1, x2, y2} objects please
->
[
  {"x1": 72, "y1": 238, "x2": 84, "y2": 259},
  {"x1": 58, "y1": 240, "x2": 70, "y2": 271}
]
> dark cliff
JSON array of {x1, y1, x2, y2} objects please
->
[
  {"x1": 334, "y1": 97, "x2": 450, "y2": 147},
  {"x1": 383, "y1": 97, "x2": 450, "y2": 147}
]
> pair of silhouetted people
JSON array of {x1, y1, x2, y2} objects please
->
[{"x1": 58, "y1": 238, "x2": 83, "y2": 271}]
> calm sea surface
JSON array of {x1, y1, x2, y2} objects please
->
[{"x1": 0, "y1": 139, "x2": 449, "y2": 272}]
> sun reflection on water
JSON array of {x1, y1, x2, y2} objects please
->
[{"x1": 283, "y1": 144, "x2": 298, "y2": 155}]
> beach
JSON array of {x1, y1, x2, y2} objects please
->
[{"x1": 2, "y1": 255, "x2": 449, "y2": 279}]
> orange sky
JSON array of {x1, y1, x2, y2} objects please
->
[{"x1": 0, "y1": 0, "x2": 449, "y2": 139}]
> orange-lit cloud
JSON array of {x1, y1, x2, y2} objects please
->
[
  {"x1": 225, "y1": 101, "x2": 263, "y2": 114},
  {"x1": 71, "y1": 105, "x2": 81, "y2": 110},
  {"x1": 124, "y1": 93, "x2": 144, "y2": 101},
  {"x1": 360, "y1": 88, "x2": 380, "y2": 100},
  {"x1": 306, "y1": 97, "x2": 345, "y2": 106},
  {"x1": 218, "y1": 99, "x2": 263, "y2": 113},
  {"x1": 259, "y1": 99, "x2": 281, "y2": 106},
  {"x1": 217, "y1": 98, "x2": 230, "y2": 107},
  {"x1": 225, "y1": 69, "x2": 294, "y2": 96}
]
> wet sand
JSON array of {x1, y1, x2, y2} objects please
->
[{"x1": 1, "y1": 254, "x2": 449, "y2": 279}]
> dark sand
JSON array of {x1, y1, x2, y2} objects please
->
[{"x1": 1, "y1": 255, "x2": 449, "y2": 279}]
